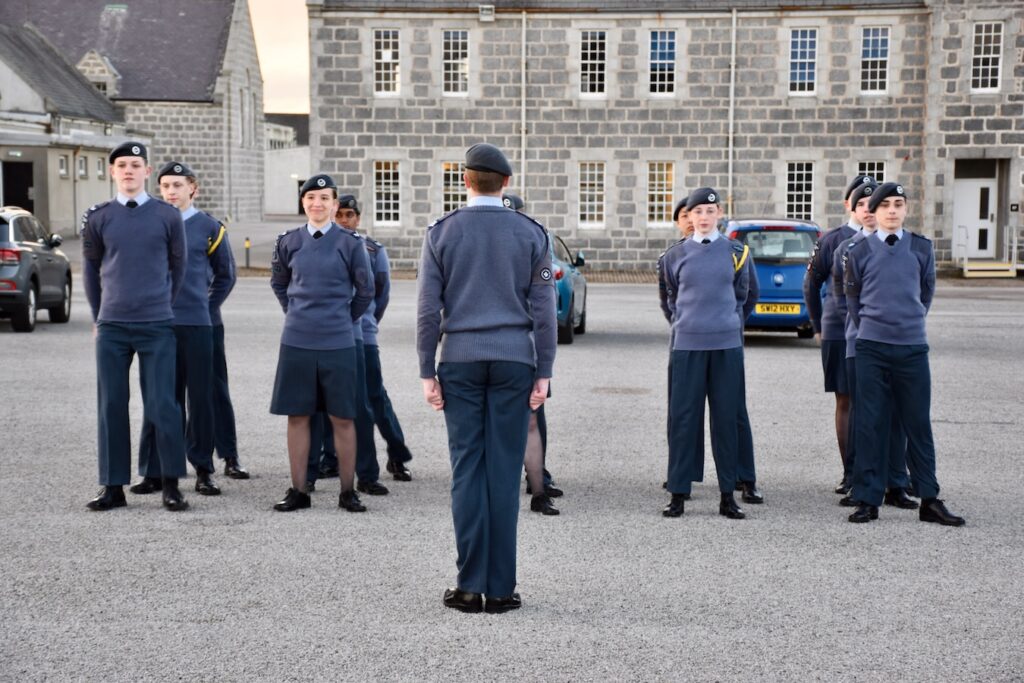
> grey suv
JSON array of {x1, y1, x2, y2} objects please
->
[{"x1": 0, "y1": 206, "x2": 72, "y2": 332}]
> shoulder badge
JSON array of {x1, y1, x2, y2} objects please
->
[{"x1": 428, "y1": 208, "x2": 461, "y2": 230}]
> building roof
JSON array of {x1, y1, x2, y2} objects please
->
[
  {"x1": 266, "y1": 113, "x2": 309, "y2": 146},
  {"x1": 0, "y1": 24, "x2": 122, "y2": 122},
  {"x1": 0, "y1": 0, "x2": 236, "y2": 102},
  {"x1": 319, "y1": 0, "x2": 925, "y2": 10}
]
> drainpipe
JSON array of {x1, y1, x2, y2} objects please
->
[
  {"x1": 727, "y1": 9, "x2": 737, "y2": 217},
  {"x1": 520, "y1": 10, "x2": 527, "y2": 194}
]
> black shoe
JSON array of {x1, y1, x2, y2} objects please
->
[
  {"x1": 739, "y1": 481, "x2": 764, "y2": 504},
  {"x1": 129, "y1": 477, "x2": 162, "y2": 495},
  {"x1": 356, "y1": 480, "x2": 389, "y2": 496},
  {"x1": 274, "y1": 487, "x2": 311, "y2": 512},
  {"x1": 318, "y1": 465, "x2": 339, "y2": 479},
  {"x1": 884, "y1": 488, "x2": 919, "y2": 510},
  {"x1": 195, "y1": 471, "x2": 221, "y2": 496},
  {"x1": 485, "y1": 593, "x2": 522, "y2": 614},
  {"x1": 530, "y1": 494, "x2": 560, "y2": 516},
  {"x1": 443, "y1": 588, "x2": 483, "y2": 613},
  {"x1": 86, "y1": 486, "x2": 126, "y2": 511},
  {"x1": 839, "y1": 495, "x2": 859, "y2": 507},
  {"x1": 835, "y1": 480, "x2": 852, "y2": 495},
  {"x1": 162, "y1": 479, "x2": 189, "y2": 511},
  {"x1": 719, "y1": 493, "x2": 746, "y2": 519},
  {"x1": 223, "y1": 456, "x2": 250, "y2": 480},
  {"x1": 386, "y1": 459, "x2": 413, "y2": 482},
  {"x1": 848, "y1": 504, "x2": 879, "y2": 523},
  {"x1": 920, "y1": 498, "x2": 965, "y2": 527},
  {"x1": 306, "y1": 480, "x2": 316, "y2": 492},
  {"x1": 339, "y1": 489, "x2": 367, "y2": 512},
  {"x1": 525, "y1": 482, "x2": 564, "y2": 498},
  {"x1": 662, "y1": 493, "x2": 686, "y2": 518}
]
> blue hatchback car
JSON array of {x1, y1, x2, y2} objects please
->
[
  {"x1": 725, "y1": 218, "x2": 822, "y2": 338},
  {"x1": 549, "y1": 232, "x2": 587, "y2": 344}
]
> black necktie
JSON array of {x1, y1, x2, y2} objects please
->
[
  {"x1": 313, "y1": 230, "x2": 323, "y2": 240},
  {"x1": 885, "y1": 234, "x2": 898, "y2": 246},
  {"x1": 701, "y1": 238, "x2": 711, "y2": 245},
  {"x1": 126, "y1": 200, "x2": 138, "y2": 209}
]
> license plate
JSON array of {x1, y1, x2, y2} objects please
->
[{"x1": 756, "y1": 303, "x2": 801, "y2": 315}]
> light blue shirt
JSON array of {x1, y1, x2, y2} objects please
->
[
  {"x1": 875, "y1": 228, "x2": 905, "y2": 243},
  {"x1": 468, "y1": 195, "x2": 505, "y2": 208},
  {"x1": 848, "y1": 219, "x2": 862, "y2": 230},
  {"x1": 694, "y1": 229, "x2": 721, "y2": 243},
  {"x1": 306, "y1": 222, "x2": 335, "y2": 237},
  {"x1": 116, "y1": 191, "x2": 150, "y2": 206},
  {"x1": 180, "y1": 206, "x2": 198, "y2": 222}
]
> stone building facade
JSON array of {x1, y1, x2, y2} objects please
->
[{"x1": 309, "y1": 0, "x2": 1023, "y2": 269}]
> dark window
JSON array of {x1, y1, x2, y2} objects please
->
[{"x1": 979, "y1": 187, "x2": 990, "y2": 220}]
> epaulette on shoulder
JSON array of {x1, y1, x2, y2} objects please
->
[
  {"x1": 365, "y1": 237, "x2": 382, "y2": 251},
  {"x1": 276, "y1": 227, "x2": 300, "y2": 245},
  {"x1": 201, "y1": 210, "x2": 226, "y2": 225},
  {"x1": 659, "y1": 237, "x2": 687, "y2": 258},
  {"x1": 515, "y1": 210, "x2": 545, "y2": 231},
  {"x1": 428, "y1": 208, "x2": 461, "y2": 230},
  {"x1": 82, "y1": 200, "x2": 112, "y2": 219},
  {"x1": 910, "y1": 232, "x2": 931, "y2": 244},
  {"x1": 728, "y1": 238, "x2": 746, "y2": 253},
  {"x1": 848, "y1": 236, "x2": 872, "y2": 254}
]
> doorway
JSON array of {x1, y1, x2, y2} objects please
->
[{"x1": 1, "y1": 161, "x2": 34, "y2": 213}]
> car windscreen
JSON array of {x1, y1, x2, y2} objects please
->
[
  {"x1": 0, "y1": 217, "x2": 8, "y2": 243},
  {"x1": 734, "y1": 229, "x2": 816, "y2": 264}
]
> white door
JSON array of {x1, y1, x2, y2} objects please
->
[{"x1": 953, "y1": 178, "x2": 997, "y2": 258}]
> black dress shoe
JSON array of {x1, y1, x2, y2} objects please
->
[
  {"x1": 839, "y1": 495, "x2": 859, "y2": 507},
  {"x1": 223, "y1": 456, "x2": 250, "y2": 480},
  {"x1": 386, "y1": 459, "x2": 413, "y2": 481},
  {"x1": 356, "y1": 480, "x2": 390, "y2": 496},
  {"x1": 318, "y1": 465, "x2": 339, "y2": 479},
  {"x1": 195, "y1": 471, "x2": 221, "y2": 496},
  {"x1": 719, "y1": 493, "x2": 746, "y2": 520},
  {"x1": 739, "y1": 481, "x2": 764, "y2": 504},
  {"x1": 525, "y1": 482, "x2": 564, "y2": 498},
  {"x1": 884, "y1": 488, "x2": 919, "y2": 510},
  {"x1": 530, "y1": 494, "x2": 560, "y2": 516},
  {"x1": 662, "y1": 493, "x2": 686, "y2": 518},
  {"x1": 86, "y1": 486, "x2": 127, "y2": 511},
  {"x1": 129, "y1": 477, "x2": 162, "y2": 494},
  {"x1": 162, "y1": 479, "x2": 189, "y2": 512},
  {"x1": 920, "y1": 498, "x2": 965, "y2": 526},
  {"x1": 306, "y1": 480, "x2": 316, "y2": 492},
  {"x1": 339, "y1": 489, "x2": 367, "y2": 512},
  {"x1": 848, "y1": 504, "x2": 879, "y2": 523},
  {"x1": 835, "y1": 480, "x2": 852, "y2": 495},
  {"x1": 443, "y1": 588, "x2": 483, "y2": 613},
  {"x1": 485, "y1": 593, "x2": 522, "y2": 614},
  {"x1": 274, "y1": 487, "x2": 311, "y2": 512}
]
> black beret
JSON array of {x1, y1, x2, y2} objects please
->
[
  {"x1": 109, "y1": 141, "x2": 147, "y2": 163},
  {"x1": 868, "y1": 182, "x2": 909, "y2": 213},
  {"x1": 300, "y1": 174, "x2": 337, "y2": 197},
  {"x1": 157, "y1": 160, "x2": 195, "y2": 181},
  {"x1": 337, "y1": 194, "x2": 360, "y2": 215},
  {"x1": 465, "y1": 143, "x2": 513, "y2": 176},
  {"x1": 501, "y1": 193, "x2": 524, "y2": 211},
  {"x1": 672, "y1": 196, "x2": 689, "y2": 222},
  {"x1": 848, "y1": 181, "x2": 878, "y2": 209},
  {"x1": 844, "y1": 174, "x2": 876, "y2": 200},
  {"x1": 685, "y1": 187, "x2": 721, "y2": 211}
]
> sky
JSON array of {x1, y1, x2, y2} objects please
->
[{"x1": 249, "y1": 0, "x2": 310, "y2": 114}]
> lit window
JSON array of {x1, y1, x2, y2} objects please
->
[
  {"x1": 857, "y1": 161, "x2": 885, "y2": 184},
  {"x1": 649, "y1": 30, "x2": 676, "y2": 95},
  {"x1": 971, "y1": 22, "x2": 1002, "y2": 91},
  {"x1": 789, "y1": 28, "x2": 817, "y2": 94},
  {"x1": 374, "y1": 29, "x2": 400, "y2": 95},
  {"x1": 442, "y1": 162, "x2": 466, "y2": 213},
  {"x1": 860, "y1": 27, "x2": 889, "y2": 93},
  {"x1": 786, "y1": 162, "x2": 813, "y2": 220},
  {"x1": 578, "y1": 162, "x2": 605, "y2": 227},
  {"x1": 442, "y1": 30, "x2": 469, "y2": 95},
  {"x1": 647, "y1": 162, "x2": 674, "y2": 224},
  {"x1": 580, "y1": 31, "x2": 607, "y2": 95},
  {"x1": 374, "y1": 161, "x2": 400, "y2": 224}
]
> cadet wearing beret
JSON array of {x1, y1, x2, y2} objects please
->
[
  {"x1": 831, "y1": 182, "x2": 916, "y2": 511},
  {"x1": 81, "y1": 141, "x2": 189, "y2": 511},
  {"x1": 843, "y1": 182, "x2": 964, "y2": 526},
  {"x1": 658, "y1": 187, "x2": 755, "y2": 520},
  {"x1": 269, "y1": 174, "x2": 375, "y2": 512},
  {"x1": 803, "y1": 174, "x2": 873, "y2": 495},
  {"x1": 418, "y1": 144, "x2": 556, "y2": 613},
  {"x1": 131, "y1": 161, "x2": 238, "y2": 499}
]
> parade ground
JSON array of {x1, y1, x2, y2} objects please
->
[{"x1": 2, "y1": 278, "x2": 1022, "y2": 681}]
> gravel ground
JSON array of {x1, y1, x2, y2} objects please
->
[{"x1": 1, "y1": 280, "x2": 1022, "y2": 682}]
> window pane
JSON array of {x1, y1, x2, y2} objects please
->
[
  {"x1": 374, "y1": 29, "x2": 400, "y2": 94},
  {"x1": 579, "y1": 162, "x2": 605, "y2": 226},
  {"x1": 442, "y1": 161, "x2": 466, "y2": 213},
  {"x1": 971, "y1": 22, "x2": 1002, "y2": 90},
  {"x1": 649, "y1": 30, "x2": 675, "y2": 94},
  {"x1": 374, "y1": 161, "x2": 400, "y2": 223},
  {"x1": 647, "y1": 161, "x2": 674, "y2": 224},
  {"x1": 789, "y1": 29, "x2": 817, "y2": 93},
  {"x1": 443, "y1": 30, "x2": 469, "y2": 94},
  {"x1": 786, "y1": 161, "x2": 813, "y2": 220},
  {"x1": 860, "y1": 26, "x2": 889, "y2": 92},
  {"x1": 857, "y1": 161, "x2": 885, "y2": 184},
  {"x1": 581, "y1": 31, "x2": 607, "y2": 95}
]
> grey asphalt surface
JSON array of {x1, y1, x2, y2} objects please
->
[{"x1": 2, "y1": 279, "x2": 1023, "y2": 681}]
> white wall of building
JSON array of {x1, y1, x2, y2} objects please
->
[{"x1": 264, "y1": 145, "x2": 309, "y2": 215}]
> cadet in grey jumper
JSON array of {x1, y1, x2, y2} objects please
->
[
  {"x1": 417, "y1": 142, "x2": 556, "y2": 613},
  {"x1": 843, "y1": 182, "x2": 964, "y2": 526}
]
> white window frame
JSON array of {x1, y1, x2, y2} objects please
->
[
  {"x1": 789, "y1": 28, "x2": 818, "y2": 96},
  {"x1": 859, "y1": 26, "x2": 890, "y2": 94},
  {"x1": 441, "y1": 161, "x2": 466, "y2": 213},
  {"x1": 648, "y1": 29, "x2": 676, "y2": 97},
  {"x1": 647, "y1": 161, "x2": 675, "y2": 227},
  {"x1": 578, "y1": 161, "x2": 606, "y2": 229},
  {"x1": 579, "y1": 30, "x2": 608, "y2": 98},
  {"x1": 373, "y1": 160, "x2": 401, "y2": 226},
  {"x1": 786, "y1": 161, "x2": 814, "y2": 221},
  {"x1": 58, "y1": 155, "x2": 69, "y2": 179},
  {"x1": 373, "y1": 28, "x2": 401, "y2": 97},
  {"x1": 96, "y1": 157, "x2": 105, "y2": 179},
  {"x1": 442, "y1": 29, "x2": 470, "y2": 97},
  {"x1": 857, "y1": 161, "x2": 886, "y2": 184},
  {"x1": 77, "y1": 156, "x2": 88, "y2": 179},
  {"x1": 970, "y1": 22, "x2": 1002, "y2": 93}
]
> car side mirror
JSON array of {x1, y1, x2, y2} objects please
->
[
  {"x1": 48, "y1": 234, "x2": 63, "y2": 248},
  {"x1": 574, "y1": 251, "x2": 585, "y2": 268}
]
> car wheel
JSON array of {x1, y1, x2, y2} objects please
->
[
  {"x1": 557, "y1": 295, "x2": 575, "y2": 344},
  {"x1": 574, "y1": 290, "x2": 587, "y2": 334},
  {"x1": 49, "y1": 275, "x2": 72, "y2": 323},
  {"x1": 11, "y1": 281, "x2": 38, "y2": 332},
  {"x1": 797, "y1": 326, "x2": 814, "y2": 339}
]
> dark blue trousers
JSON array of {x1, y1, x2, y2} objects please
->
[
  {"x1": 852, "y1": 340, "x2": 940, "y2": 507},
  {"x1": 438, "y1": 361, "x2": 533, "y2": 598},
  {"x1": 139, "y1": 325, "x2": 215, "y2": 477},
  {"x1": 212, "y1": 324, "x2": 238, "y2": 460},
  {"x1": 95, "y1": 321, "x2": 184, "y2": 485},
  {"x1": 667, "y1": 348, "x2": 743, "y2": 495},
  {"x1": 364, "y1": 343, "x2": 412, "y2": 463},
  {"x1": 846, "y1": 356, "x2": 911, "y2": 492}
]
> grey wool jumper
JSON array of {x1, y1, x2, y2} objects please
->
[
  {"x1": 416, "y1": 204, "x2": 557, "y2": 379},
  {"x1": 803, "y1": 223, "x2": 857, "y2": 340}
]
